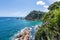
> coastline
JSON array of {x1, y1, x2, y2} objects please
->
[{"x1": 12, "y1": 25, "x2": 40, "y2": 40}]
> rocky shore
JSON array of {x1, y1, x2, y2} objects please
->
[
  {"x1": 12, "y1": 25, "x2": 40, "y2": 40},
  {"x1": 13, "y1": 27, "x2": 31, "y2": 40}
]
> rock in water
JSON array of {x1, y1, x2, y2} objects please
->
[{"x1": 13, "y1": 27, "x2": 31, "y2": 40}]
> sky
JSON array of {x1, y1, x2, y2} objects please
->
[{"x1": 0, "y1": 0, "x2": 60, "y2": 17}]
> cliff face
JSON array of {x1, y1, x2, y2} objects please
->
[{"x1": 25, "y1": 10, "x2": 44, "y2": 20}]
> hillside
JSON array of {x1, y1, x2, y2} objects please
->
[
  {"x1": 25, "y1": 10, "x2": 44, "y2": 20},
  {"x1": 35, "y1": 1, "x2": 60, "y2": 40}
]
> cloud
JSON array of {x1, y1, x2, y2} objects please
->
[
  {"x1": 48, "y1": 0, "x2": 60, "y2": 3},
  {"x1": 58, "y1": 0, "x2": 60, "y2": 1},
  {"x1": 44, "y1": 5, "x2": 49, "y2": 8},
  {"x1": 36, "y1": 1, "x2": 45, "y2": 5}
]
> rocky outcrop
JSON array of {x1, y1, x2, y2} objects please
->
[
  {"x1": 14, "y1": 28, "x2": 31, "y2": 40},
  {"x1": 12, "y1": 25, "x2": 40, "y2": 40}
]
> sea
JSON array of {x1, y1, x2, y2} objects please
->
[{"x1": 0, "y1": 17, "x2": 42, "y2": 40}]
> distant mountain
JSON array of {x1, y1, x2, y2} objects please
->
[{"x1": 25, "y1": 10, "x2": 44, "y2": 20}]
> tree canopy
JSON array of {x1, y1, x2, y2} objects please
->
[{"x1": 48, "y1": 1, "x2": 60, "y2": 10}]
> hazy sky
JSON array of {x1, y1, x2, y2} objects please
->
[{"x1": 0, "y1": 0, "x2": 60, "y2": 17}]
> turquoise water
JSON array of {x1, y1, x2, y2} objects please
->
[{"x1": 0, "y1": 17, "x2": 42, "y2": 40}]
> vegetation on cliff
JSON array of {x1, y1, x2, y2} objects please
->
[
  {"x1": 35, "y1": 1, "x2": 60, "y2": 40},
  {"x1": 25, "y1": 10, "x2": 44, "y2": 20}
]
